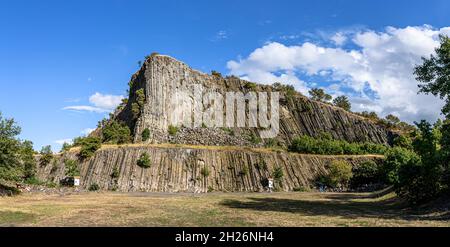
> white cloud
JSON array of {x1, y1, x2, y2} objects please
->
[
  {"x1": 89, "y1": 92, "x2": 124, "y2": 110},
  {"x1": 227, "y1": 25, "x2": 448, "y2": 123},
  {"x1": 63, "y1": 92, "x2": 124, "y2": 113},
  {"x1": 331, "y1": 32, "x2": 347, "y2": 46},
  {"x1": 81, "y1": 128, "x2": 95, "y2": 136},
  {"x1": 55, "y1": 139, "x2": 73, "y2": 145}
]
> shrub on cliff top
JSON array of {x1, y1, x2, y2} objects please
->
[
  {"x1": 78, "y1": 137, "x2": 101, "y2": 160},
  {"x1": 289, "y1": 135, "x2": 388, "y2": 155},
  {"x1": 102, "y1": 120, "x2": 131, "y2": 144}
]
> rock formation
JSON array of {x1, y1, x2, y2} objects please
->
[
  {"x1": 37, "y1": 54, "x2": 393, "y2": 192},
  {"x1": 113, "y1": 54, "x2": 393, "y2": 148},
  {"x1": 37, "y1": 144, "x2": 383, "y2": 192}
]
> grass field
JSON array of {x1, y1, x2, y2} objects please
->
[{"x1": 0, "y1": 191, "x2": 449, "y2": 227}]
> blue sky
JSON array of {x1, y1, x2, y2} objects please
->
[{"x1": 1, "y1": 0, "x2": 449, "y2": 151}]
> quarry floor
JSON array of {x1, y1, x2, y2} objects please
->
[{"x1": 1, "y1": 191, "x2": 449, "y2": 227}]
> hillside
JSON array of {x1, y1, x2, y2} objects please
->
[
  {"x1": 36, "y1": 144, "x2": 382, "y2": 192},
  {"x1": 103, "y1": 54, "x2": 393, "y2": 148}
]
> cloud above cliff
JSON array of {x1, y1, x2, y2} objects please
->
[
  {"x1": 63, "y1": 92, "x2": 124, "y2": 113},
  {"x1": 227, "y1": 25, "x2": 450, "y2": 123}
]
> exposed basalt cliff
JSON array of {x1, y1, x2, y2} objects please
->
[
  {"x1": 36, "y1": 145, "x2": 383, "y2": 192},
  {"x1": 111, "y1": 54, "x2": 393, "y2": 147}
]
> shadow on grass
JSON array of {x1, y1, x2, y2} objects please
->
[{"x1": 220, "y1": 192, "x2": 449, "y2": 222}]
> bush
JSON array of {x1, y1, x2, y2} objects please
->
[
  {"x1": 350, "y1": 160, "x2": 382, "y2": 188},
  {"x1": 137, "y1": 152, "x2": 151, "y2": 168},
  {"x1": 244, "y1": 82, "x2": 257, "y2": 90},
  {"x1": 239, "y1": 166, "x2": 249, "y2": 176},
  {"x1": 200, "y1": 167, "x2": 210, "y2": 177},
  {"x1": 89, "y1": 183, "x2": 100, "y2": 191},
  {"x1": 211, "y1": 70, "x2": 222, "y2": 78},
  {"x1": 168, "y1": 125, "x2": 179, "y2": 136},
  {"x1": 111, "y1": 167, "x2": 120, "y2": 179},
  {"x1": 142, "y1": 128, "x2": 150, "y2": 142},
  {"x1": 39, "y1": 145, "x2": 53, "y2": 167},
  {"x1": 289, "y1": 135, "x2": 388, "y2": 155},
  {"x1": 248, "y1": 133, "x2": 261, "y2": 144},
  {"x1": 324, "y1": 160, "x2": 353, "y2": 188},
  {"x1": 102, "y1": 120, "x2": 131, "y2": 144},
  {"x1": 273, "y1": 167, "x2": 284, "y2": 181},
  {"x1": 382, "y1": 147, "x2": 420, "y2": 185},
  {"x1": 64, "y1": 159, "x2": 80, "y2": 177},
  {"x1": 78, "y1": 137, "x2": 101, "y2": 160}
]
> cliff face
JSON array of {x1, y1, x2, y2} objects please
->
[
  {"x1": 114, "y1": 55, "x2": 393, "y2": 147},
  {"x1": 36, "y1": 145, "x2": 382, "y2": 192}
]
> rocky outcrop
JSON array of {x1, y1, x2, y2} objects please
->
[
  {"x1": 114, "y1": 54, "x2": 393, "y2": 147},
  {"x1": 36, "y1": 145, "x2": 383, "y2": 192}
]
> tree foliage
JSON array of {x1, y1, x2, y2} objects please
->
[
  {"x1": 333, "y1": 95, "x2": 351, "y2": 111},
  {"x1": 414, "y1": 35, "x2": 450, "y2": 118},
  {"x1": 309, "y1": 88, "x2": 332, "y2": 102},
  {"x1": 102, "y1": 120, "x2": 131, "y2": 144},
  {"x1": 289, "y1": 134, "x2": 388, "y2": 155},
  {"x1": 0, "y1": 112, "x2": 36, "y2": 182}
]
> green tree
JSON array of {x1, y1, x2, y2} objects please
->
[
  {"x1": 21, "y1": 140, "x2": 37, "y2": 179},
  {"x1": 333, "y1": 96, "x2": 351, "y2": 111},
  {"x1": 385, "y1": 114, "x2": 401, "y2": 126},
  {"x1": 414, "y1": 35, "x2": 450, "y2": 118},
  {"x1": 39, "y1": 145, "x2": 53, "y2": 167},
  {"x1": 64, "y1": 159, "x2": 80, "y2": 177},
  {"x1": 78, "y1": 137, "x2": 101, "y2": 160},
  {"x1": 309, "y1": 88, "x2": 332, "y2": 102},
  {"x1": 0, "y1": 112, "x2": 35, "y2": 182},
  {"x1": 102, "y1": 120, "x2": 131, "y2": 144},
  {"x1": 325, "y1": 160, "x2": 353, "y2": 189}
]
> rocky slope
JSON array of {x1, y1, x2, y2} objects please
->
[
  {"x1": 36, "y1": 145, "x2": 383, "y2": 192},
  {"x1": 111, "y1": 54, "x2": 393, "y2": 147}
]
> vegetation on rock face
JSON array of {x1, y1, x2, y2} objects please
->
[
  {"x1": 244, "y1": 82, "x2": 257, "y2": 90},
  {"x1": 289, "y1": 134, "x2": 388, "y2": 155},
  {"x1": 211, "y1": 70, "x2": 222, "y2": 78},
  {"x1": 200, "y1": 167, "x2": 210, "y2": 177},
  {"x1": 273, "y1": 83, "x2": 296, "y2": 100},
  {"x1": 309, "y1": 88, "x2": 332, "y2": 102},
  {"x1": 102, "y1": 120, "x2": 131, "y2": 144},
  {"x1": 64, "y1": 159, "x2": 80, "y2": 177},
  {"x1": 137, "y1": 152, "x2": 151, "y2": 168},
  {"x1": 111, "y1": 167, "x2": 120, "y2": 179},
  {"x1": 132, "y1": 88, "x2": 145, "y2": 119},
  {"x1": 88, "y1": 183, "x2": 100, "y2": 191},
  {"x1": 273, "y1": 167, "x2": 284, "y2": 181},
  {"x1": 333, "y1": 96, "x2": 351, "y2": 111},
  {"x1": 141, "y1": 128, "x2": 150, "y2": 142},
  {"x1": 39, "y1": 145, "x2": 53, "y2": 167},
  {"x1": 168, "y1": 125, "x2": 179, "y2": 136},
  {"x1": 75, "y1": 137, "x2": 101, "y2": 160}
]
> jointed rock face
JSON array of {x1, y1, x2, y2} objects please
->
[
  {"x1": 37, "y1": 145, "x2": 383, "y2": 192},
  {"x1": 115, "y1": 55, "x2": 393, "y2": 147},
  {"x1": 37, "y1": 54, "x2": 392, "y2": 192}
]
